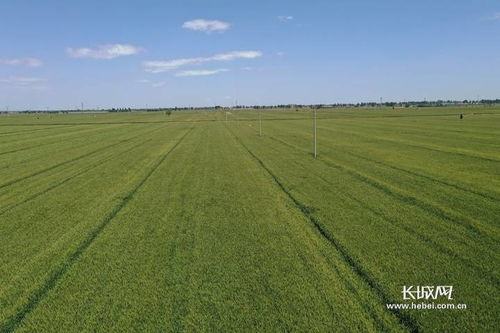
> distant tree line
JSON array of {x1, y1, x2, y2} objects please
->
[
  {"x1": 109, "y1": 107, "x2": 132, "y2": 112},
  {"x1": 2, "y1": 99, "x2": 500, "y2": 114}
]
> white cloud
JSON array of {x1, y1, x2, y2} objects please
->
[
  {"x1": 25, "y1": 58, "x2": 43, "y2": 67},
  {"x1": 151, "y1": 81, "x2": 166, "y2": 87},
  {"x1": 278, "y1": 15, "x2": 294, "y2": 22},
  {"x1": 143, "y1": 59, "x2": 199, "y2": 72},
  {"x1": 66, "y1": 44, "x2": 144, "y2": 59},
  {"x1": 0, "y1": 76, "x2": 47, "y2": 87},
  {"x1": 175, "y1": 69, "x2": 229, "y2": 77},
  {"x1": 210, "y1": 51, "x2": 261, "y2": 61},
  {"x1": 143, "y1": 50, "x2": 262, "y2": 73},
  {"x1": 0, "y1": 59, "x2": 21, "y2": 66},
  {"x1": 0, "y1": 57, "x2": 43, "y2": 67},
  {"x1": 182, "y1": 19, "x2": 230, "y2": 32},
  {"x1": 276, "y1": 51, "x2": 286, "y2": 57},
  {"x1": 137, "y1": 79, "x2": 166, "y2": 87}
]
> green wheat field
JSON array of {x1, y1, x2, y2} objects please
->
[{"x1": 0, "y1": 106, "x2": 498, "y2": 332}]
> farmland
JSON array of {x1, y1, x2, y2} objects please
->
[{"x1": 0, "y1": 107, "x2": 498, "y2": 332}]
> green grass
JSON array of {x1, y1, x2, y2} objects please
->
[{"x1": 0, "y1": 107, "x2": 498, "y2": 332}]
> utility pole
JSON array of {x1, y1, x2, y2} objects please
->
[
  {"x1": 259, "y1": 109, "x2": 262, "y2": 136},
  {"x1": 313, "y1": 108, "x2": 317, "y2": 158},
  {"x1": 81, "y1": 102, "x2": 84, "y2": 111}
]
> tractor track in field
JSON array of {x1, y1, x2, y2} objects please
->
[
  {"x1": 0, "y1": 141, "x2": 127, "y2": 190},
  {"x1": 0, "y1": 138, "x2": 153, "y2": 216},
  {"x1": 0, "y1": 125, "x2": 77, "y2": 137},
  {"x1": 0, "y1": 123, "x2": 130, "y2": 155},
  {"x1": 0, "y1": 123, "x2": 168, "y2": 191},
  {"x1": 0, "y1": 126, "x2": 194, "y2": 333},
  {"x1": 314, "y1": 171, "x2": 500, "y2": 285},
  {"x1": 337, "y1": 123, "x2": 500, "y2": 146},
  {"x1": 0, "y1": 126, "x2": 123, "y2": 150},
  {"x1": 227, "y1": 127, "x2": 420, "y2": 333},
  {"x1": 327, "y1": 117, "x2": 500, "y2": 140},
  {"x1": 0, "y1": 145, "x2": 43, "y2": 156},
  {"x1": 271, "y1": 126, "x2": 498, "y2": 202},
  {"x1": 264, "y1": 133, "x2": 499, "y2": 281},
  {"x1": 0, "y1": 133, "x2": 111, "y2": 157},
  {"x1": 0, "y1": 128, "x2": 107, "y2": 156},
  {"x1": 266, "y1": 135, "x2": 498, "y2": 244},
  {"x1": 289, "y1": 225, "x2": 389, "y2": 331},
  {"x1": 229, "y1": 132, "x2": 387, "y2": 331},
  {"x1": 0, "y1": 125, "x2": 152, "y2": 173},
  {"x1": 318, "y1": 125, "x2": 500, "y2": 163},
  {"x1": 342, "y1": 150, "x2": 500, "y2": 203}
]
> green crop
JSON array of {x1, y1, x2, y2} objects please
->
[{"x1": 0, "y1": 107, "x2": 498, "y2": 332}]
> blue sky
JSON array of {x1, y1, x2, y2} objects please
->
[{"x1": 1, "y1": 0, "x2": 499, "y2": 110}]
